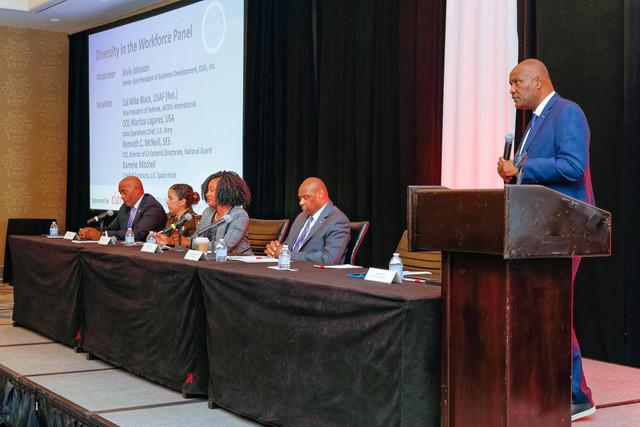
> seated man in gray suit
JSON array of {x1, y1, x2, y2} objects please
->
[
  {"x1": 266, "y1": 177, "x2": 350, "y2": 264},
  {"x1": 79, "y1": 176, "x2": 166, "y2": 241}
]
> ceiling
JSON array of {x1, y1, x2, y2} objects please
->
[{"x1": 0, "y1": 0, "x2": 178, "y2": 34}]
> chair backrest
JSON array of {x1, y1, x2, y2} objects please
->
[
  {"x1": 3, "y1": 218, "x2": 55, "y2": 284},
  {"x1": 345, "y1": 221, "x2": 370, "y2": 265},
  {"x1": 248, "y1": 218, "x2": 290, "y2": 255},
  {"x1": 396, "y1": 230, "x2": 442, "y2": 279}
]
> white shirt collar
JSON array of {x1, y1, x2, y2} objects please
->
[
  {"x1": 131, "y1": 195, "x2": 143, "y2": 210},
  {"x1": 310, "y1": 202, "x2": 328, "y2": 223},
  {"x1": 533, "y1": 91, "x2": 555, "y2": 117}
]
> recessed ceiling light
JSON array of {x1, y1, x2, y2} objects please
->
[{"x1": 50, "y1": 18, "x2": 61, "y2": 22}]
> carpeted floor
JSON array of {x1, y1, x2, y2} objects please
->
[
  {"x1": 2, "y1": 283, "x2": 639, "y2": 426},
  {"x1": 0, "y1": 283, "x2": 13, "y2": 325}
]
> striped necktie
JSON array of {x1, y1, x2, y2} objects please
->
[
  {"x1": 292, "y1": 216, "x2": 314, "y2": 251},
  {"x1": 127, "y1": 206, "x2": 137, "y2": 228}
]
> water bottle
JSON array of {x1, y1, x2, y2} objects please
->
[
  {"x1": 388, "y1": 252, "x2": 403, "y2": 282},
  {"x1": 278, "y1": 244, "x2": 291, "y2": 270},
  {"x1": 215, "y1": 238, "x2": 227, "y2": 262},
  {"x1": 124, "y1": 227, "x2": 135, "y2": 246},
  {"x1": 146, "y1": 231, "x2": 156, "y2": 244},
  {"x1": 49, "y1": 221, "x2": 58, "y2": 237}
]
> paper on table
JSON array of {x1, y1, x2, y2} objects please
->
[
  {"x1": 267, "y1": 266, "x2": 299, "y2": 271},
  {"x1": 403, "y1": 271, "x2": 432, "y2": 276},
  {"x1": 312, "y1": 264, "x2": 362, "y2": 269},
  {"x1": 228, "y1": 256, "x2": 279, "y2": 263},
  {"x1": 71, "y1": 240, "x2": 99, "y2": 244}
]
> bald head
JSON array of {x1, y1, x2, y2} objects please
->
[
  {"x1": 118, "y1": 176, "x2": 144, "y2": 207},
  {"x1": 509, "y1": 58, "x2": 555, "y2": 110},
  {"x1": 298, "y1": 177, "x2": 330, "y2": 215}
]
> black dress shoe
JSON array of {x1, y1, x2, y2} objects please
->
[{"x1": 571, "y1": 401, "x2": 596, "y2": 421}]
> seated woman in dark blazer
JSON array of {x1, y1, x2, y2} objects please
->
[
  {"x1": 192, "y1": 171, "x2": 253, "y2": 255},
  {"x1": 155, "y1": 183, "x2": 199, "y2": 246}
]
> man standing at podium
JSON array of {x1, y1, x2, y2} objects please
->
[{"x1": 497, "y1": 58, "x2": 596, "y2": 421}]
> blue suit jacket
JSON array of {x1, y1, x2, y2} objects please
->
[
  {"x1": 285, "y1": 202, "x2": 351, "y2": 264},
  {"x1": 519, "y1": 93, "x2": 594, "y2": 204}
]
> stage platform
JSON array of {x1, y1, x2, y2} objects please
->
[{"x1": 1, "y1": 284, "x2": 639, "y2": 426}]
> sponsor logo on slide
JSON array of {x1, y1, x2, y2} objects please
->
[{"x1": 202, "y1": 1, "x2": 226, "y2": 54}]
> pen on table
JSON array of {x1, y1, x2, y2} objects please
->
[
  {"x1": 403, "y1": 277, "x2": 426, "y2": 284},
  {"x1": 313, "y1": 265, "x2": 328, "y2": 269}
]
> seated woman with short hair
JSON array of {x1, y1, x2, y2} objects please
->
[
  {"x1": 192, "y1": 171, "x2": 253, "y2": 255},
  {"x1": 155, "y1": 183, "x2": 199, "y2": 246}
]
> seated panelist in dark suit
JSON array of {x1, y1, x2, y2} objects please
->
[
  {"x1": 79, "y1": 176, "x2": 166, "y2": 241},
  {"x1": 266, "y1": 177, "x2": 350, "y2": 264},
  {"x1": 191, "y1": 170, "x2": 253, "y2": 255},
  {"x1": 155, "y1": 183, "x2": 200, "y2": 246}
]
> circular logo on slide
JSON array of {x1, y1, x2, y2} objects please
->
[{"x1": 201, "y1": 1, "x2": 226, "y2": 54}]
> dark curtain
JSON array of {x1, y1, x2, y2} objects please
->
[
  {"x1": 66, "y1": 32, "x2": 91, "y2": 232},
  {"x1": 518, "y1": 0, "x2": 640, "y2": 367},
  {"x1": 624, "y1": 0, "x2": 640, "y2": 366},
  {"x1": 244, "y1": 0, "x2": 446, "y2": 267},
  {"x1": 243, "y1": 0, "x2": 320, "y2": 220}
]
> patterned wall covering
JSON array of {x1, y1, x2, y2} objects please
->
[{"x1": 0, "y1": 27, "x2": 68, "y2": 265}]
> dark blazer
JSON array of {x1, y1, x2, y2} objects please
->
[
  {"x1": 284, "y1": 202, "x2": 350, "y2": 264},
  {"x1": 519, "y1": 93, "x2": 594, "y2": 204},
  {"x1": 164, "y1": 206, "x2": 197, "y2": 238},
  {"x1": 106, "y1": 193, "x2": 167, "y2": 241}
]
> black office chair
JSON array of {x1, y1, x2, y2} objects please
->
[
  {"x1": 248, "y1": 218, "x2": 290, "y2": 255},
  {"x1": 395, "y1": 230, "x2": 442, "y2": 284},
  {"x1": 3, "y1": 218, "x2": 56, "y2": 284},
  {"x1": 345, "y1": 221, "x2": 370, "y2": 265}
]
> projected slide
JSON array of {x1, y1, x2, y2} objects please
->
[{"x1": 88, "y1": 0, "x2": 243, "y2": 211}]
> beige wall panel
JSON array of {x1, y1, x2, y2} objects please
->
[{"x1": 0, "y1": 26, "x2": 68, "y2": 269}]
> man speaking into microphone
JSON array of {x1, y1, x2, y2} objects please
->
[
  {"x1": 79, "y1": 176, "x2": 166, "y2": 241},
  {"x1": 497, "y1": 58, "x2": 596, "y2": 422}
]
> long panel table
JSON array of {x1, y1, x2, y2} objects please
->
[{"x1": 10, "y1": 235, "x2": 441, "y2": 426}]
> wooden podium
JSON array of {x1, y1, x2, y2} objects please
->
[{"x1": 407, "y1": 185, "x2": 611, "y2": 427}]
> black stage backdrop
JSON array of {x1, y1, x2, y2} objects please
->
[
  {"x1": 518, "y1": 0, "x2": 640, "y2": 367},
  {"x1": 67, "y1": 0, "x2": 638, "y2": 366},
  {"x1": 243, "y1": 0, "x2": 446, "y2": 267}
]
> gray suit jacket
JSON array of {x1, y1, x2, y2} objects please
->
[
  {"x1": 195, "y1": 206, "x2": 253, "y2": 255},
  {"x1": 285, "y1": 202, "x2": 350, "y2": 264},
  {"x1": 105, "y1": 193, "x2": 167, "y2": 241}
]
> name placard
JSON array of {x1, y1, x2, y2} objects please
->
[
  {"x1": 98, "y1": 235, "x2": 116, "y2": 245},
  {"x1": 141, "y1": 242, "x2": 159, "y2": 253},
  {"x1": 63, "y1": 231, "x2": 78, "y2": 240},
  {"x1": 364, "y1": 267, "x2": 401, "y2": 284},
  {"x1": 184, "y1": 249, "x2": 206, "y2": 261}
]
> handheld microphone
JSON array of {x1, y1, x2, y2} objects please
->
[
  {"x1": 87, "y1": 210, "x2": 114, "y2": 225},
  {"x1": 161, "y1": 213, "x2": 193, "y2": 235},
  {"x1": 503, "y1": 133, "x2": 514, "y2": 160}
]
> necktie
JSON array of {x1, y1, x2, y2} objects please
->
[
  {"x1": 517, "y1": 113, "x2": 539, "y2": 156},
  {"x1": 292, "y1": 216, "x2": 314, "y2": 251},
  {"x1": 127, "y1": 206, "x2": 137, "y2": 228},
  {"x1": 528, "y1": 113, "x2": 539, "y2": 133}
]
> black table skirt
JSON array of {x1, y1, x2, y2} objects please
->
[
  {"x1": 198, "y1": 262, "x2": 442, "y2": 426},
  {"x1": 10, "y1": 236, "x2": 442, "y2": 425},
  {"x1": 10, "y1": 237, "x2": 83, "y2": 347}
]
